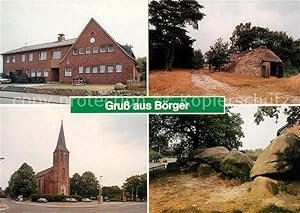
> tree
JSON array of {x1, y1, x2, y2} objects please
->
[
  {"x1": 193, "y1": 49, "x2": 205, "y2": 69},
  {"x1": 70, "y1": 171, "x2": 99, "y2": 198},
  {"x1": 149, "y1": 0, "x2": 205, "y2": 70},
  {"x1": 254, "y1": 106, "x2": 300, "y2": 134},
  {"x1": 102, "y1": 186, "x2": 122, "y2": 201},
  {"x1": 149, "y1": 149, "x2": 161, "y2": 162},
  {"x1": 150, "y1": 113, "x2": 244, "y2": 157},
  {"x1": 6, "y1": 163, "x2": 38, "y2": 198},
  {"x1": 136, "y1": 57, "x2": 147, "y2": 81},
  {"x1": 122, "y1": 173, "x2": 147, "y2": 201},
  {"x1": 205, "y1": 38, "x2": 230, "y2": 71}
]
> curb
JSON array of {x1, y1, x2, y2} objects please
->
[{"x1": 12, "y1": 201, "x2": 99, "y2": 208}]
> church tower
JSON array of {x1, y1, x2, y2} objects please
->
[{"x1": 52, "y1": 120, "x2": 70, "y2": 195}]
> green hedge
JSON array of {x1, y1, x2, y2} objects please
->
[{"x1": 31, "y1": 194, "x2": 82, "y2": 202}]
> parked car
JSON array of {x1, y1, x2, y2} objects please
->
[
  {"x1": 16, "y1": 195, "x2": 23, "y2": 202},
  {"x1": 37, "y1": 198, "x2": 48, "y2": 203},
  {"x1": 0, "y1": 76, "x2": 11, "y2": 84},
  {"x1": 64, "y1": 198, "x2": 78, "y2": 202},
  {"x1": 82, "y1": 198, "x2": 92, "y2": 202}
]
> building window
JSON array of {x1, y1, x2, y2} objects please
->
[
  {"x1": 92, "y1": 46, "x2": 98, "y2": 53},
  {"x1": 86, "y1": 47, "x2": 91, "y2": 54},
  {"x1": 100, "y1": 45, "x2": 106, "y2": 53},
  {"x1": 12, "y1": 56, "x2": 16, "y2": 63},
  {"x1": 78, "y1": 66, "x2": 83, "y2": 74},
  {"x1": 72, "y1": 48, "x2": 78, "y2": 55},
  {"x1": 107, "y1": 65, "x2": 113, "y2": 73},
  {"x1": 60, "y1": 185, "x2": 66, "y2": 195},
  {"x1": 99, "y1": 65, "x2": 105, "y2": 73},
  {"x1": 52, "y1": 51, "x2": 61, "y2": 59},
  {"x1": 65, "y1": 67, "x2": 72, "y2": 77},
  {"x1": 37, "y1": 69, "x2": 42, "y2": 77},
  {"x1": 108, "y1": 44, "x2": 113, "y2": 52},
  {"x1": 29, "y1": 53, "x2": 33, "y2": 61},
  {"x1": 44, "y1": 68, "x2": 48, "y2": 77},
  {"x1": 62, "y1": 168, "x2": 65, "y2": 180},
  {"x1": 21, "y1": 54, "x2": 26, "y2": 62},
  {"x1": 116, "y1": 64, "x2": 123, "y2": 73},
  {"x1": 39, "y1": 52, "x2": 47, "y2": 60},
  {"x1": 5, "y1": 56, "x2": 9, "y2": 63},
  {"x1": 79, "y1": 47, "x2": 84, "y2": 55},
  {"x1": 85, "y1": 67, "x2": 91, "y2": 73},
  {"x1": 31, "y1": 69, "x2": 36, "y2": 77},
  {"x1": 92, "y1": 66, "x2": 97, "y2": 73}
]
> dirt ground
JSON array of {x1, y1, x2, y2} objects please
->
[
  {"x1": 150, "y1": 174, "x2": 300, "y2": 213},
  {"x1": 149, "y1": 69, "x2": 300, "y2": 104}
]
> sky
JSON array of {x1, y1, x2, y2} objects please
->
[
  {"x1": 0, "y1": 105, "x2": 147, "y2": 189},
  {"x1": 231, "y1": 105, "x2": 287, "y2": 150},
  {"x1": 189, "y1": 0, "x2": 300, "y2": 53},
  {"x1": 0, "y1": 0, "x2": 148, "y2": 73}
]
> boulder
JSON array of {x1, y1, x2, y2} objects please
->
[
  {"x1": 166, "y1": 162, "x2": 180, "y2": 173},
  {"x1": 220, "y1": 150, "x2": 254, "y2": 180},
  {"x1": 197, "y1": 163, "x2": 216, "y2": 177},
  {"x1": 250, "y1": 132, "x2": 300, "y2": 180},
  {"x1": 194, "y1": 146, "x2": 230, "y2": 170},
  {"x1": 114, "y1": 83, "x2": 127, "y2": 90},
  {"x1": 250, "y1": 176, "x2": 279, "y2": 198}
]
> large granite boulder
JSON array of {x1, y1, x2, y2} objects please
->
[
  {"x1": 193, "y1": 146, "x2": 230, "y2": 170},
  {"x1": 250, "y1": 176, "x2": 279, "y2": 198},
  {"x1": 220, "y1": 150, "x2": 254, "y2": 180},
  {"x1": 250, "y1": 132, "x2": 300, "y2": 180},
  {"x1": 197, "y1": 163, "x2": 216, "y2": 177}
]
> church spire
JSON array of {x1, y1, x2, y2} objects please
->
[{"x1": 54, "y1": 120, "x2": 69, "y2": 152}]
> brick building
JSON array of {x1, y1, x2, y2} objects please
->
[
  {"x1": 35, "y1": 121, "x2": 70, "y2": 196},
  {"x1": 1, "y1": 18, "x2": 139, "y2": 84}
]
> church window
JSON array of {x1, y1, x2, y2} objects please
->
[{"x1": 62, "y1": 168, "x2": 65, "y2": 180}]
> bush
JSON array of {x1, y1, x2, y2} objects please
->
[
  {"x1": 149, "y1": 149, "x2": 161, "y2": 162},
  {"x1": 71, "y1": 195, "x2": 83, "y2": 201},
  {"x1": 15, "y1": 74, "x2": 31, "y2": 83},
  {"x1": 31, "y1": 194, "x2": 69, "y2": 202},
  {"x1": 53, "y1": 195, "x2": 66, "y2": 202},
  {"x1": 284, "y1": 67, "x2": 300, "y2": 77},
  {"x1": 257, "y1": 204, "x2": 296, "y2": 213}
]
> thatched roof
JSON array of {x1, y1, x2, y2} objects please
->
[{"x1": 227, "y1": 46, "x2": 283, "y2": 77}]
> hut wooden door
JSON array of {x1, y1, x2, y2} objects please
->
[{"x1": 262, "y1": 64, "x2": 269, "y2": 78}]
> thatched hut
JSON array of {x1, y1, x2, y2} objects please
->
[{"x1": 227, "y1": 46, "x2": 284, "y2": 78}]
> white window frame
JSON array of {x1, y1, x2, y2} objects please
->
[
  {"x1": 29, "y1": 53, "x2": 33, "y2": 61},
  {"x1": 31, "y1": 69, "x2": 36, "y2": 77},
  {"x1": 72, "y1": 49, "x2": 78, "y2": 55},
  {"x1": 43, "y1": 68, "x2": 48, "y2": 77},
  {"x1": 21, "y1": 54, "x2": 26, "y2": 62},
  {"x1": 99, "y1": 65, "x2": 105, "y2": 73},
  {"x1": 116, "y1": 64, "x2": 123, "y2": 73},
  {"x1": 79, "y1": 47, "x2": 84, "y2": 55},
  {"x1": 78, "y1": 66, "x2": 83, "y2": 74},
  {"x1": 12, "y1": 56, "x2": 16, "y2": 63},
  {"x1": 37, "y1": 69, "x2": 42, "y2": 77},
  {"x1": 92, "y1": 46, "x2": 98, "y2": 53},
  {"x1": 92, "y1": 66, "x2": 97, "y2": 73},
  {"x1": 86, "y1": 47, "x2": 91, "y2": 54},
  {"x1": 85, "y1": 67, "x2": 91, "y2": 74},
  {"x1": 65, "y1": 67, "x2": 72, "y2": 77},
  {"x1": 39, "y1": 52, "x2": 47, "y2": 61},
  {"x1": 6, "y1": 56, "x2": 10, "y2": 64},
  {"x1": 107, "y1": 44, "x2": 113, "y2": 52},
  {"x1": 100, "y1": 45, "x2": 106, "y2": 53},
  {"x1": 107, "y1": 65, "x2": 113, "y2": 73},
  {"x1": 52, "y1": 50, "x2": 61, "y2": 59}
]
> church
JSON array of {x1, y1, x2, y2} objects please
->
[{"x1": 35, "y1": 121, "x2": 70, "y2": 196}]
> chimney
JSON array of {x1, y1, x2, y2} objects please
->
[{"x1": 57, "y1": 33, "x2": 65, "y2": 42}]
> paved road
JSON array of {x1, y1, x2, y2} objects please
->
[
  {"x1": 0, "y1": 91, "x2": 69, "y2": 104},
  {"x1": 0, "y1": 199, "x2": 146, "y2": 213}
]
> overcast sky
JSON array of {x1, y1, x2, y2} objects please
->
[
  {"x1": 231, "y1": 105, "x2": 287, "y2": 150},
  {"x1": 189, "y1": 0, "x2": 300, "y2": 53},
  {"x1": 0, "y1": 0, "x2": 148, "y2": 73},
  {"x1": 0, "y1": 105, "x2": 147, "y2": 189}
]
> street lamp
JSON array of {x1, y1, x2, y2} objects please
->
[{"x1": 98, "y1": 176, "x2": 103, "y2": 204}]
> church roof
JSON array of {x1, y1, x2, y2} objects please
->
[
  {"x1": 54, "y1": 120, "x2": 69, "y2": 153},
  {"x1": 36, "y1": 167, "x2": 53, "y2": 178}
]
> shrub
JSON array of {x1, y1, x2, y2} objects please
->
[
  {"x1": 53, "y1": 195, "x2": 66, "y2": 202},
  {"x1": 257, "y1": 204, "x2": 296, "y2": 213},
  {"x1": 71, "y1": 195, "x2": 83, "y2": 201},
  {"x1": 15, "y1": 74, "x2": 31, "y2": 83}
]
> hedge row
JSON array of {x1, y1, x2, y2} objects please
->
[{"x1": 30, "y1": 194, "x2": 83, "y2": 202}]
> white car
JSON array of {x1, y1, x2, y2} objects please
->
[
  {"x1": 0, "y1": 77, "x2": 11, "y2": 84},
  {"x1": 82, "y1": 198, "x2": 92, "y2": 202},
  {"x1": 37, "y1": 198, "x2": 48, "y2": 203},
  {"x1": 64, "y1": 197, "x2": 78, "y2": 202}
]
